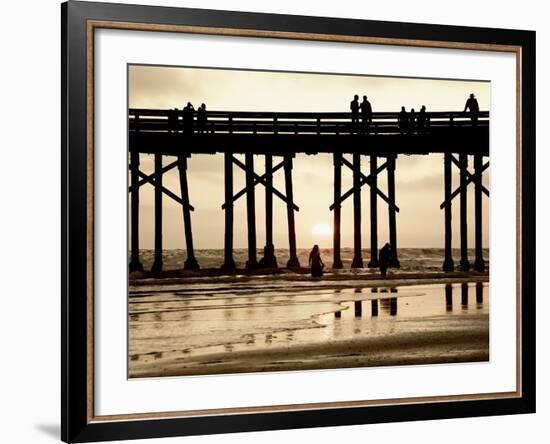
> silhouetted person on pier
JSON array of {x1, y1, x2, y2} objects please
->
[
  {"x1": 360, "y1": 95, "x2": 372, "y2": 133},
  {"x1": 309, "y1": 245, "x2": 325, "y2": 278},
  {"x1": 183, "y1": 102, "x2": 195, "y2": 134},
  {"x1": 398, "y1": 106, "x2": 408, "y2": 134},
  {"x1": 197, "y1": 103, "x2": 207, "y2": 134},
  {"x1": 168, "y1": 108, "x2": 179, "y2": 133},
  {"x1": 350, "y1": 95, "x2": 360, "y2": 131},
  {"x1": 409, "y1": 108, "x2": 416, "y2": 133},
  {"x1": 379, "y1": 243, "x2": 392, "y2": 278},
  {"x1": 464, "y1": 93, "x2": 479, "y2": 125},
  {"x1": 417, "y1": 105, "x2": 427, "y2": 133}
]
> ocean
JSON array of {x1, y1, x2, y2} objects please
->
[{"x1": 133, "y1": 247, "x2": 489, "y2": 273}]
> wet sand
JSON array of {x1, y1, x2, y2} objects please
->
[{"x1": 129, "y1": 278, "x2": 489, "y2": 378}]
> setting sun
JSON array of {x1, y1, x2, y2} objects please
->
[{"x1": 311, "y1": 223, "x2": 333, "y2": 236}]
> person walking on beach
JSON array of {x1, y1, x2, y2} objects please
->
[
  {"x1": 182, "y1": 102, "x2": 195, "y2": 134},
  {"x1": 398, "y1": 106, "x2": 408, "y2": 134},
  {"x1": 350, "y1": 94, "x2": 360, "y2": 132},
  {"x1": 379, "y1": 243, "x2": 392, "y2": 278},
  {"x1": 309, "y1": 245, "x2": 325, "y2": 278},
  {"x1": 197, "y1": 103, "x2": 207, "y2": 134},
  {"x1": 463, "y1": 93, "x2": 480, "y2": 125},
  {"x1": 360, "y1": 95, "x2": 372, "y2": 133}
]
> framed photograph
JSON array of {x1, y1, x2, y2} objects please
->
[{"x1": 61, "y1": 1, "x2": 535, "y2": 442}]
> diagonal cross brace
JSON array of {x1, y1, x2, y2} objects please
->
[
  {"x1": 330, "y1": 159, "x2": 399, "y2": 212},
  {"x1": 221, "y1": 160, "x2": 285, "y2": 209},
  {"x1": 450, "y1": 155, "x2": 490, "y2": 196},
  {"x1": 440, "y1": 160, "x2": 490, "y2": 209},
  {"x1": 230, "y1": 156, "x2": 299, "y2": 211},
  {"x1": 128, "y1": 160, "x2": 179, "y2": 192},
  {"x1": 135, "y1": 170, "x2": 194, "y2": 211}
]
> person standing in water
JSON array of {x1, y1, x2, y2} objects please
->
[
  {"x1": 379, "y1": 243, "x2": 392, "y2": 278},
  {"x1": 309, "y1": 245, "x2": 325, "y2": 278}
]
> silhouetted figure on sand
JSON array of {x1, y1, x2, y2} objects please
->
[
  {"x1": 168, "y1": 108, "x2": 179, "y2": 133},
  {"x1": 309, "y1": 245, "x2": 325, "y2": 278},
  {"x1": 379, "y1": 243, "x2": 393, "y2": 278},
  {"x1": 409, "y1": 108, "x2": 416, "y2": 133},
  {"x1": 197, "y1": 103, "x2": 207, "y2": 134},
  {"x1": 464, "y1": 93, "x2": 479, "y2": 125},
  {"x1": 398, "y1": 106, "x2": 408, "y2": 134},
  {"x1": 259, "y1": 244, "x2": 277, "y2": 268},
  {"x1": 417, "y1": 105, "x2": 427, "y2": 133},
  {"x1": 360, "y1": 95, "x2": 372, "y2": 133},
  {"x1": 350, "y1": 95, "x2": 360, "y2": 131},
  {"x1": 183, "y1": 102, "x2": 195, "y2": 134}
]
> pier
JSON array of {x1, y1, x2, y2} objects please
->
[{"x1": 128, "y1": 109, "x2": 489, "y2": 272}]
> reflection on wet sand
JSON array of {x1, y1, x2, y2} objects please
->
[{"x1": 129, "y1": 281, "x2": 489, "y2": 378}]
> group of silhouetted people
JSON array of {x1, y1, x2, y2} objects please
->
[
  {"x1": 350, "y1": 94, "x2": 373, "y2": 133},
  {"x1": 308, "y1": 243, "x2": 395, "y2": 278},
  {"x1": 397, "y1": 105, "x2": 428, "y2": 134},
  {"x1": 167, "y1": 102, "x2": 208, "y2": 134},
  {"x1": 349, "y1": 93, "x2": 480, "y2": 135}
]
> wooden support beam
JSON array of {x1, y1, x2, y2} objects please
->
[
  {"x1": 245, "y1": 153, "x2": 258, "y2": 269},
  {"x1": 221, "y1": 160, "x2": 284, "y2": 209},
  {"x1": 129, "y1": 148, "x2": 143, "y2": 271},
  {"x1": 222, "y1": 151, "x2": 236, "y2": 270},
  {"x1": 332, "y1": 152, "x2": 343, "y2": 269},
  {"x1": 459, "y1": 154, "x2": 470, "y2": 271},
  {"x1": 368, "y1": 155, "x2": 379, "y2": 268},
  {"x1": 137, "y1": 171, "x2": 194, "y2": 211},
  {"x1": 474, "y1": 154, "x2": 485, "y2": 271},
  {"x1": 439, "y1": 160, "x2": 490, "y2": 209},
  {"x1": 387, "y1": 155, "x2": 400, "y2": 267},
  {"x1": 332, "y1": 159, "x2": 398, "y2": 212},
  {"x1": 151, "y1": 153, "x2": 163, "y2": 271},
  {"x1": 450, "y1": 155, "x2": 489, "y2": 195},
  {"x1": 443, "y1": 152, "x2": 455, "y2": 271},
  {"x1": 178, "y1": 155, "x2": 199, "y2": 270},
  {"x1": 232, "y1": 157, "x2": 299, "y2": 211},
  {"x1": 284, "y1": 155, "x2": 300, "y2": 268},
  {"x1": 261, "y1": 154, "x2": 278, "y2": 268},
  {"x1": 129, "y1": 160, "x2": 178, "y2": 191},
  {"x1": 351, "y1": 153, "x2": 364, "y2": 268}
]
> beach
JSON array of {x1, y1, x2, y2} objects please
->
[{"x1": 128, "y1": 250, "x2": 489, "y2": 378}]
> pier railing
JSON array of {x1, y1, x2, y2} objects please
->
[{"x1": 129, "y1": 109, "x2": 489, "y2": 136}]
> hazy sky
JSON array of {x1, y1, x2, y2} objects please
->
[{"x1": 128, "y1": 65, "x2": 490, "y2": 250}]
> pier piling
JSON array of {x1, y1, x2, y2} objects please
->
[
  {"x1": 332, "y1": 152, "x2": 343, "y2": 269},
  {"x1": 474, "y1": 154, "x2": 485, "y2": 271},
  {"x1": 222, "y1": 152, "x2": 236, "y2": 270},
  {"x1": 387, "y1": 155, "x2": 400, "y2": 267},
  {"x1": 284, "y1": 155, "x2": 300, "y2": 268},
  {"x1": 443, "y1": 153, "x2": 455, "y2": 272},
  {"x1": 129, "y1": 147, "x2": 143, "y2": 272},
  {"x1": 368, "y1": 155, "x2": 379, "y2": 268},
  {"x1": 178, "y1": 155, "x2": 199, "y2": 270},
  {"x1": 459, "y1": 153, "x2": 470, "y2": 271},
  {"x1": 151, "y1": 152, "x2": 163, "y2": 272},
  {"x1": 351, "y1": 153, "x2": 364, "y2": 268},
  {"x1": 245, "y1": 153, "x2": 258, "y2": 268}
]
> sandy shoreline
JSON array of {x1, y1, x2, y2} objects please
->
[{"x1": 129, "y1": 324, "x2": 489, "y2": 378}]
